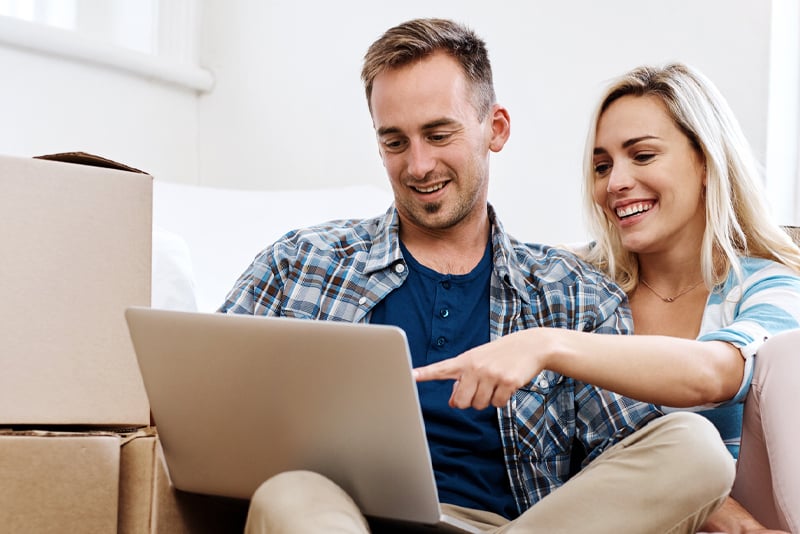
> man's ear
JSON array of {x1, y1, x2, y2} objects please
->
[{"x1": 488, "y1": 104, "x2": 511, "y2": 153}]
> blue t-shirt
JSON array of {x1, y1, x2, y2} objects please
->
[{"x1": 370, "y1": 241, "x2": 517, "y2": 519}]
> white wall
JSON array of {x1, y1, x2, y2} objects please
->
[
  {"x1": 0, "y1": 18, "x2": 201, "y2": 185},
  {"x1": 196, "y1": 0, "x2": 773, "y2": 244},
  {"x1": 0, "y1": 2, "x2": 783, "y2": 244}
]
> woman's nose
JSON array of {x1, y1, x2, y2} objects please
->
[{"x1": 607, "y1": 164, "x2": 634, "y2": 193}]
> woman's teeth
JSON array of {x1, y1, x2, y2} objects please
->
[{"x1": 616, "y1": 202, "x2": 652, "y2": 219}]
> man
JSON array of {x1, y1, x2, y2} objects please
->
[{"x1": 220, "y1": 18, "x2": 734, "y2": 533}]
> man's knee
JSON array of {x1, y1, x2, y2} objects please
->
[
  {"x1": 655, "y1": 412, "x2": 736, "y2": 498},
  {"x1": 251, "y1": 470, "x2": 336, "y2": 511},
  {"x1": 246, "y1": 470, "x2": 369, "y2": 534}
]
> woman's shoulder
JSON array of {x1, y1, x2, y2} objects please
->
[
  {"x1": 714, "y1": 256, "x2": 800, "y2": 300},
  {"x1": 735, "y1": 256, "x2": 800, "y2": 283}
]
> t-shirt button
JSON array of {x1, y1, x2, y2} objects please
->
[{"x1": 436, "y1": 336, "x2": 447, "y2": 347}]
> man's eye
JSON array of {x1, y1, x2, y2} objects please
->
[
  {"x1": 383, "y1": 139, "x2": 407, "y2": 151},
  {"x1": 428, "y1": 133, "x2": 451, "y2": 143}
]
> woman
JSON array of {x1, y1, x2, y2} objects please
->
[{"x1": 414, "y1": 63, "x2": 800, "y2": 532}]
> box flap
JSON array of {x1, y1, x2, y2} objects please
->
[{"x1": 35, "y1": 151, "x2": 147, "y2": 175}]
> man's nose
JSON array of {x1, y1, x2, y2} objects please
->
[{"x1": 406, "y1": 141, "x2": 436, "y2": 180}]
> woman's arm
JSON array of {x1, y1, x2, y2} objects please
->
[{"x1": 414, "y1": 328, "x2": 743, "y2": 410}]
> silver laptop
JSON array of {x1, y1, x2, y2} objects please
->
[{"x1": 125, "y1": 307, "x2": 482, "y2": 533}]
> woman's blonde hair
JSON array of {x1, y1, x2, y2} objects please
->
[{"x1": 582, "y1": 63, "x2": 800, "y2": 293}]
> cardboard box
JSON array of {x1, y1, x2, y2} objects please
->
[
  {"x1": 0, "y1": 429, "x2": 127, "y2": 533},
  {"x1": 127, "y1": 435, "x2": 249, "y2": 534},
  {"x1": 0, "y1": 153, "x2": 152, "y2": 426},
  {"x1": 0, "y1": 154, "x2": 247, "y2": 532},
  {"x1": 0, "y1": 428, "x2": 247, "y2": 534}
]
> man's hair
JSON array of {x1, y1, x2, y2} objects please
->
[
  {"x1": 581, "y1": 62, "x2": 800, "y2": 293},
  {"x1": 361, "y1": 18, "x2": 496, "y2": 119}
]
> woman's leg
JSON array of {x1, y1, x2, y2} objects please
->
[{"x1": 732, "y1": 335, "x2": 800, "y2": 532}]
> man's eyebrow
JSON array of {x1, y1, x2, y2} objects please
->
[
  {"x1": 376, "y1": 126, "x2": 401, "y2": 137},
  {"x1": 377, "y1": 118, "x2": 461, "y2": 137},
  {"x1": 421, "y1": 118, "x2": 460, "y2": 130}
]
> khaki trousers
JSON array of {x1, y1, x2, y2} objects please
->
[{"x1": 245, "y1": 412, "x2": 734, "y2": 533}]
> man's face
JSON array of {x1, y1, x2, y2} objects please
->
[{"x1": 369, "y1": 52, "x2": 496, "y2": 235}]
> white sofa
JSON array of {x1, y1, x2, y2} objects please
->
[
  {"x1": 151, "y1": 180, "x2": 393, "y2": 312},
  {"x1": 152, "y1": 181, "x2": 800, "y2": 315}
]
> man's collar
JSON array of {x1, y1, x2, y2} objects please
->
[
  {"x1": 487, "y1": 204, "x2": 531, "y2": 304},
  {"x1": 364, "y1": 203, "x2": 531, "y2": 304}
]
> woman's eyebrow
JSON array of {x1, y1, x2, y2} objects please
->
[{"x1": 622, "y1": 135, "x2": 659, "y2": 148}]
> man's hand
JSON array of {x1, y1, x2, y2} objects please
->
[
  {"x1": 698, "y1": 496, "x2": 788, "y2": 534},
  {"x1": 412, "y1": 331, "x2": 549, "y2": 410}
]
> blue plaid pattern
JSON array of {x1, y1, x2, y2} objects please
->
[{"x1": 219, "y1": 204, "x2": 661, "y2": 515}]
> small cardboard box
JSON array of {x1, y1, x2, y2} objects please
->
[
  {"x1": 0, "y1": 430, "x2": 128, "y2": 533},
  {"x1": 0, "y1": 429, "x2": 248, "y2": 534},
  {"x1": 0, "y1": 153, "x2": 152, "y2": 427},
  {"x1": 121, "y1": 434, "x2": 249, "y2": 534}
]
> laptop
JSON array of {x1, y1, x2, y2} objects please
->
[{"x1": 125, "y1": 307, "x2": 482, "y2": 533}]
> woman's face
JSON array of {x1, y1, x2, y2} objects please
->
[{"x1": 592, "y1": 94, "x2": 707, "y2": 255}]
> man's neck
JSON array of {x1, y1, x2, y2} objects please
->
[{"x1": 399, "y1": 215, "x2": 491, "y2": 275}]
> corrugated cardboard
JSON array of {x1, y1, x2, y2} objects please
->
[
  {"x1": 0, "y1": 430, "x2": 123, "y2": 533},
  {"x1": 118, "y1": 432, "x2": 248, "y2": 534},
  {"x1": 0, "y1": 153, "x2": 152, "y2": 426},
  {"x1": 0, "y1": 154, "x2": 247, "y2": 532},
  {"x1": 151, "y1": 442, "x2": 249, "y2": 534},
  {"x1": 119, "y1": 430, "x2": 160, "y2": 533}
]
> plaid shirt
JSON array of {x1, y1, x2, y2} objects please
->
[{"x1": 220, "y1": 204, "x2": 661, "y2": 514}]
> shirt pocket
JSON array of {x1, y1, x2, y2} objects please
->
[
  {"x1": 279, "y1": 280, "x2": 322, "y2": 319},
  {"x1": 514, "y1": 371, "x2": 575, "y2": 462}
]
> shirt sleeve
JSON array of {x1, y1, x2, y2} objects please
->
[
  {"x1": 698, "y1": 261, "x2": 800, "y2": 405},
  {"x1": 217, "y1": 242, "x2": 288, "y2": 315}
]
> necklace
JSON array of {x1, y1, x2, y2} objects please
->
[{"x1": 639, "y1": 278, "x2": 704, "y2": 303}]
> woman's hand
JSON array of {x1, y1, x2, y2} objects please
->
[
  {"x1": 699, "y1": 496, "x2": 788, "y2": 534},
  {"x1": 413, "y1": 330, "x2": 552, "y2": 410}
]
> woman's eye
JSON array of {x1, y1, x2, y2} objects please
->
[
  {"x1": 634, "y1": 153, "x2": 655, "y2": 163},
  {"x1": 594, "y1": 162, "x2": 611, "y2": 175}
]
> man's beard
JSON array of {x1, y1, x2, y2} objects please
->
[{"x1": 423, "y1": 201, "x2": 441, "y2": 214}]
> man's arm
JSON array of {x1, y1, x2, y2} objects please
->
[{"x1": 218, "y1": 243, "x2": 289, "y2": 316}]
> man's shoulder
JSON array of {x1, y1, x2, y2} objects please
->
[
  {"x1": 510, "y1": 239, "x2": 616, "y2": 289},
  {"x1": 271, "y1": 214, "x2": 387, "y2": 256}
]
